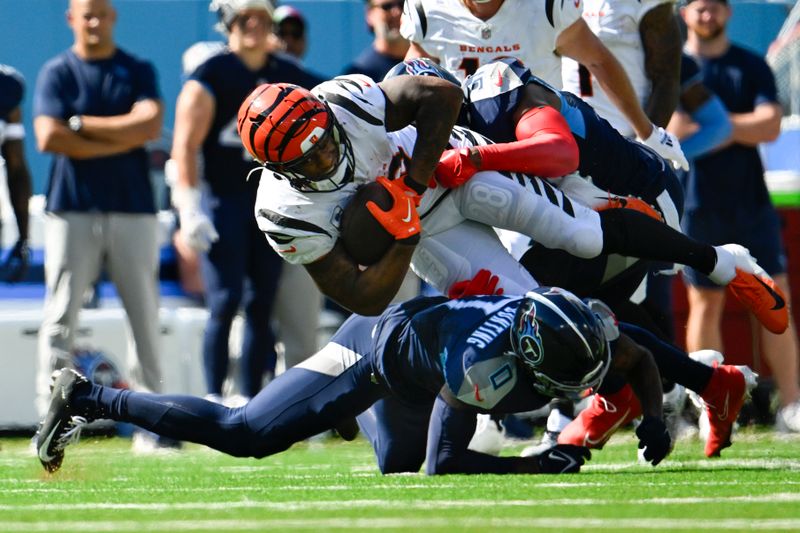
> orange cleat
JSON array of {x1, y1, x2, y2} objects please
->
[
  {"x1": 558, "y1": 384, "x2": 642, "y2": 449},
  {"x1": 700, "y1": 363, "x2": 757, "y2": 457},
  {"x1": 722, "y1": 244, "x2": 788, "y2": 334},
  {"x1": 595, "y1": 195, "x2": 664, "y2": 222}
]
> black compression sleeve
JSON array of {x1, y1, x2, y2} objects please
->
[{"x1": 599, "y1": 209, "x2": 717, "y2": 275}]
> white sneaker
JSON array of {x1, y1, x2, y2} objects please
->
[
  {"x1": 468, "y1": 414, "x2": 506, "y2": 456},
  {"x1": 663, "y1": 384, "x2": 687, "y2": 443},
  {"x1": 776, "y1": 399, "x2": 800, "y2": 433},
  {"x1": 520, "y1": 409, "x2": 572, "y2": 457}
]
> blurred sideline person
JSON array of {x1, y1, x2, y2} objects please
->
[
  {"x1": 343, "y1": 0, "x2": 410, "y2": 81},
  {"x1": 667, "y1": 52, "x2": 732, "y2": 161},
  {"x1": 272, "y1": 5, "x2": 307, "y2": 61},
  {"x1": 674, "y1": 0, "x2": 800, "y2": 432},
  {"x1": 39, "y1": 288, "x2": 672, "y2": 475},
  {"x1": 32, "y1": 0, "x2": 165, "y2": 429},
  {"x1": 0, "y1": 64, "x2": 32, "y2": 282},
  {"x1": 169, "y1": 0, "x2": 324, "y2": 404}
]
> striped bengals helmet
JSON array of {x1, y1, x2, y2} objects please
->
[{"x1": 237, "y1": 83, "x2": 354, "y2": 192}]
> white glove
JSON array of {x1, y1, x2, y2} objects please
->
[
  {"x1": 180, "y1": 210, "x2": 219, "y2": 253},
  {"x1": 639, "y1": 125, "x2": 690, "y2": 172},
  {"x1": 171, "y1": 184, "x2": 219, "y2": 253}
]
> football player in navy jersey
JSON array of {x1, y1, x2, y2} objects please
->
[
  {"x1": 0, "y1": 64, "x2": 32, "y2": 282},
  {"x1": 169, "y1": 0, "x2": 325, "y2": 403},
  {"x1": 384, "y1": 57, "x2": 768, "y2": 456},
  {"x1": 392, "y1": 57, "x2": 783, "y2": 334},
  {"x1": 38, "y1": 287, "x2": 683, "y2": 475}
]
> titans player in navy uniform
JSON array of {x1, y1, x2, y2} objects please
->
[
  {"x1": 38, "y1": 287, "x2": 680, "y2": 475},
  {"x1": 169, "y1": 0, "x2": 324, "y2": 402},
  {"x1": 0, "y1": 65, "x2": 32, "y2": 282},
  {"x1": 384, "y1": 58, "x2": 764, "y2": 457}
]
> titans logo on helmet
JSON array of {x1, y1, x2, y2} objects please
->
[{"x1": 516, "y1": 300, "x2": 544, "y2": 365}]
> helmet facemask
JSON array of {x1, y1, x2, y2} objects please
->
[
  {"x1": 510, "y1": 289, "x2": 612, "y2": 401},
  {"x1": 271, "y1": 115, "x2": 355, "y2": 193}
]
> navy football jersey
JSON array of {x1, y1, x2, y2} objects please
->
[
  {"x1": 0, "y1": 65, "x2": 24, "y2": 121},
  {"x1": 372, "y1": 295, "x2": 550, "y2": 411},
  {"x1": 463, "y1": 58, "x2": 674, "y2": 204},
  {"x1": 190, "y1": 52, "x2": 324, "y2": 196}
]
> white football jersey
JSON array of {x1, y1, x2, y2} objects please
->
[
  {"x1": 254, "y1": 75, "x2": 469, "y2": 266},
  {"x1": 254, "y1": 74, "x2": 604, "y2": 296},
  {"x1": 562, "y1": 0, "x2": 676, "y2": 137},
  {"x1": 400, "y1": 0, "x2": 582, "y2": 87}
]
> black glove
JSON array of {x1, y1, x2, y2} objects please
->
[
  {"x1": 636, "y1": 416, "x2": 671, "y2": 466},
  {"x1": 1, "y1": 238, "x2": 29, "y2": 283},
  {"x1": 534, "y1": 444, "x2": 591, "y2": 474}
]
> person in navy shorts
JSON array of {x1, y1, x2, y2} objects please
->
[{"x1": 676, "y1": 0, "x2": 800, "y2": 432}]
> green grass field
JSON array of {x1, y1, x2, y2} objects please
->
[{"x1": 3, "y1": 428, "x2": 800, "y2": 532}]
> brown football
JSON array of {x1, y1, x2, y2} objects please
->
[{"x1": 340, "y1": 182, "x2": 394, "y2": 266}]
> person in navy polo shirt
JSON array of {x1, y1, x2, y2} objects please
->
[{"x1": 32, "y1": 0, "x2": 164, "y2": 418}]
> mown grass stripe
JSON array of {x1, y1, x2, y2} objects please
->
[{"x1": 3, "y1": 492, "x2": 800, "y2": 511}]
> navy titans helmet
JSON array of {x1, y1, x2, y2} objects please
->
[
  {"x1": 509, "y1": 287, "x2": 611, "y2": 400},
  {"x1": 383, "y1": 58, "x2": 461, "y2": 87}
]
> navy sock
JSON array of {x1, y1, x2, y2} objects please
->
[{"x1": 620, "y1": 323, "x2": 713, "y2": 393}]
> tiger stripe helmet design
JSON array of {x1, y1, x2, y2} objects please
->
[{"x1": 237, "y1": 83, "x2": 354, "y2": 192}]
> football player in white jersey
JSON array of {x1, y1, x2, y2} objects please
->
[
  {"x1": 562, "y1": 0, "x2": 681, "y2": 138},
  {"x1": 240, "y1": 75, "x2": 756, "y2": 322},
  {"x1": 400, "y1": 0, "x2": 688, "y2": 170}
]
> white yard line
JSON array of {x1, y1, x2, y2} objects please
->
[{"x1": 3, "y1": 517, "x2": 800, "y2": 531}]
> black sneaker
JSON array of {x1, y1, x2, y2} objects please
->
[{"x1": 36, "y1": 369, "x2": 91, "y2": 473}]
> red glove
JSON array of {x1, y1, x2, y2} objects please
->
[
  {"x1": 595, "y1": 194, "x2": 664, "y2": 223},
  {"x1": 448, "y1": 269, "x2": 505, "y2": 299},
  {"x1": 435, "y1": 147, "x2": 480, "y2": 188},
  {"x1": 366, "y1": 176, "x2": 422, "y2": 243}
]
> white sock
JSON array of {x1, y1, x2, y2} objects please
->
[{"x1": 708, "y1": 245, "x2": 736, "y2": 285}]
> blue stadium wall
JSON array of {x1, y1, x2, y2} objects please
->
[{"x1": 0, "y1": 0, "x2": 793, "y2": 194}]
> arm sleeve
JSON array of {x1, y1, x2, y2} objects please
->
[
  {"x1": 680, "y1": 95, "x2": 732, "y2": 159},
  {"x1": 425, "y1": 393, "x2": 532, "y2": 475},
  {"x1": 475, "y1": 106, "x2": 579, "y2": 178}
]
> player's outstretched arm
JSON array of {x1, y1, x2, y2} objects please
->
[
  {"x1": 379, "y1": 75, "x2": 463, "y2": 192},
  {"x1": 426, "y1": 391, "x2": 589, "y2": 475}
]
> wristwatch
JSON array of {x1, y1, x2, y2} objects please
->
[{"x1": 68, "y1": 115, "x2": 83, "y2": 133}]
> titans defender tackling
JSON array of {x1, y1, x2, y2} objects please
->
[{"x1": 38, "y1": 287, "x2": 669, "y2": 475}]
